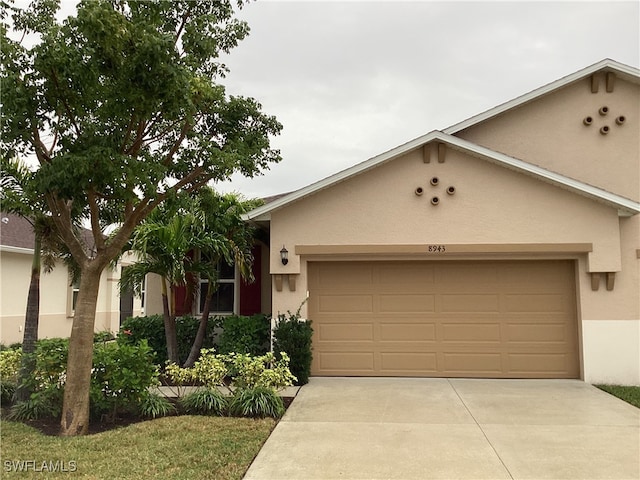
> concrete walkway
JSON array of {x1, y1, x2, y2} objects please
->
[{"x1": 244, "y1": 378, "x2": 640, "y2": 480}]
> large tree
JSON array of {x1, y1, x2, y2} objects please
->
[{"x1": 1, "y1": 0, "x2": 281, "y2": 435}]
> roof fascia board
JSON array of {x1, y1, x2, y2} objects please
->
[
  {"x1": 446, "y1": 135, "x2": 640, "y2": 215},
  {"x1": 243, "y1": 130, "x2": 443, "y2": 221},
  {"x1": 444, "y1": 59, "x2": 640, "y2": 135},
  {"x1": 0, "y1": 245, "x2": 34, "y2": 255},
  {"x1": 244, "y1": 130, "x2": 639, "y2": 221}
]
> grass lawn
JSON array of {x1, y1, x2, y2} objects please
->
[
  {"x1": 596, "y1": 385, "x2": 640, "y2": 409},
  {"x1": 0, "y1": 415, "x2": 276, "y2": 479}
]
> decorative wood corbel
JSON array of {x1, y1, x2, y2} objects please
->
[
  {"x1": 590, "y1": 272, "x2": 601, "y2": 291},
  {"x1": 438, "y1": 143, "x2": 446, "y2": 163},
  {"x1": 288, "y1": 275, "x2": 297, "y2": 292},
  {"x1": 605, "y1": 272, "x2": 615, "y2": 291},
  {"x1": 423, "y1": 143, "x2": 431, "y2": 163},
  {"x1": 274, "y1": 274, "x2": 283, "y2": 292}
]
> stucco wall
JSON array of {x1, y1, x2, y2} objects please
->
[
  {"x1": 456, "y1": 77, "x2": 640, "y2": 202},
  {"x1": 0, "y1": 250, "x2": 140, "y2": 344},
  {"x1": 267, "y1": 147, "x2": 638, "y2": 384}
]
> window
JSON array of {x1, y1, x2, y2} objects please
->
[
  {"x1": 140, "y1": 276, "x2": 147, "y2": 314},
  {"x1": 68, "y1": 275, "x2": 80, "y2": 317},
  {"x1": 199, "y1": 258, "x2": 236, "y2": 315}
]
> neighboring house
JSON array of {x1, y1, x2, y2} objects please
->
[
  {"x1": 0, "y1": 213, "x2": 143, "y2": 345},
  {"x1": 244, "y1": 59, "x2": 640, "y2": 385}
]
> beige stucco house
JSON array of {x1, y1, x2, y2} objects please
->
[
  {"x1": 244, "y1": 59, "x2": 640, "y2": 385},
  {"x1": 0, "y1": 213, "x2": 143, "y2": 345}
]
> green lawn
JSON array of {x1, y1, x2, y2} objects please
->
[
  {"x1": 0, "y1": 415, "x2": 276, "y2": 479},
  {"x1": 596, "y1": 385, "x2": 640, "y2": 409}
]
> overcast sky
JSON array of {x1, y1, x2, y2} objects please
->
[{"x1": 212, "y1": 0, "x2": 639, "y2": 198}]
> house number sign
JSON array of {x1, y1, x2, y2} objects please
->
[{"x1": 427, "y1": 245, "x2": 446, "y2": 253}]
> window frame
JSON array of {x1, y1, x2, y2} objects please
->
[{"x1": 197, "y1": 255, "x2": 238, "y2": 316}]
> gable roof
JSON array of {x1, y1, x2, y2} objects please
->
[
  {"x1": 244, "y1": 131, "x2": 640, "y2": 222},
  {"x1": 444, "y1": 59, "x2": 640, "y2": 134},
  {"x1": 244, "y1": 59, "x2": 640, "y2": 223}
]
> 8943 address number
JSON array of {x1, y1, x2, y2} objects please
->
[{"x1": 427, "y1": 245, "x2": 446, "y2": 253}]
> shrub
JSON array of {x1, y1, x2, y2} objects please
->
[
  {"x1": 119, "y1": 315, "x2": 217, "y2": 365},
  {"x1": 139, "y1": 392, "x2": 176, "y2": 419},
  {"x1": 180, "y1": 388, "x2": 228, "y2": 415},
  {"x1": 0, "y1": 348, "x2": 21, "y2": 403},
  {"x1": 7, "y1": 391, "x2": 61, "y2": 421},
  {"x1": 228, "y1": 387, "x2": 285, "y2": 418},
  {"x1": 273, "y1": 312, "x2": 313, "y2": 385},
  {"x1": 224, "y1": 352, "x2": 296, "y2": 391},
  {"x1": 90, "y1": 340, "x2": 160, "y2": 421},
  {"x1": 215, "y1": 314, "x2": 270, "y2": 356}
]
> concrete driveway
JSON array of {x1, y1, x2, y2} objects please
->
[{"x1": 244, "y1": 378, "x2": 639, "y2": 480}]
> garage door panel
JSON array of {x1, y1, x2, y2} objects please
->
[
  {"x1": 505, "y1": 294, "x2": 570, "y2": 312},
  {"x1": 441, "y1": 294, "x2": 500, "y2": 313},
  {"x1": 317, "y1": 323, "x2": 374, "y2": 341},
  {"x1": 319, "y1": 352, "x2": 374, "y2": 372},
  {"x1": 507, "y1": 323, "x2": 571, "y2": 342},
  {"x1": 377, "y1": 264, "x2": 435, "y2": 284},
  {"x1": 379, "y1": 323, "x2": 436, "y2": 341},
  {"x1": 508, "y1": 353, "x2": 574, "y2": 375},
  {"x1": 318, "y1": 295, "x2": 373, "y2": 313},
  {"x1": 379, "y1": 294, "x2": 435, "y2": 312},
  {"x1": 380, "y1": 352, "x2": 438, "y2": 372},
  {"x1": 443, "y1": 353, "x2": 503, "y2": 374},
  {"x1": 441, "y1": 323, "x2": 502, "y2": 342},
  {"x1": 309, "y1": 260, "x2": 579, "y2": 379},
  {"x1": 437, "y1": 264, "x2": 499, "y2": 286}
]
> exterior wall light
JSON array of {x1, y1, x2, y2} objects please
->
[{"x1": 280, "y1": 246, "x2": 289, "y2": 265}]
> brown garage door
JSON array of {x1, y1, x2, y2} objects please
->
[{"x1": 308, "y1": 260, "x2": 579, "y2": 378}]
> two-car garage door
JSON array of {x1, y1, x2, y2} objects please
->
[{"x1": 308, "y1": 260, "x2": 579, "y2": 378}]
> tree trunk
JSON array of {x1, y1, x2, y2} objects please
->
[
  {"x1": 59, "y1": 265, "x2": 101, "y2": 436},
  {"x1": 183, "y1": 285, "x2": 213, "y2": 368},
  {"x1": 15, "y1": 235, "x2": 41, "y2": 402},
  {"x1": 162, "y1": 278, "x2": 179, "y2": 364}
]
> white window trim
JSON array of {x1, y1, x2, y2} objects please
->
[{"x1": 197, "y1": 261, "x2": 238, "y2": 316}]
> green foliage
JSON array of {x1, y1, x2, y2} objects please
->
[
  {"x1": 0, "y1": 348, "x2": 22, "y2": 384},
  {"x1": 93, "y1": 331, "x2": 116, "y2": 343},
  {"x1": 139, "y1": 393, "x2": 176, "y2": 419},
  {"x1": 119, "y1": 315, "x2": 217, "y2": 365},
  {"x1": 7, "y1": 338, "x2": 160, "y2": 420},
  {"x1": 273, "y1": 312, "x2": 314, "y2": 386},
  {"x1": 215, "y1": 314, "x2": 270, "y2": 356},
  {"x1": 165, "y1": 348, "x2": 227, "y2": 389},
  {"x1": 7, "y1": 391, "x2": 61, "y2": 421},
  {"x1": 180, "y1": 388, "x2": 228, "y2": 416},
  {"x1": 228, "y1": 387, "x2": 285, "y2": 419},
  {"x1": 224, "y1": 352, "x2": 296, "y2": 391},
  {"x1": 0, "y1": 348, "x2": 22, "y2": 404},
  {"x1": 90, "y1": 340, "x2": 160, "y2": 420}
]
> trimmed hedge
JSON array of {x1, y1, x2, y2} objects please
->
[
  {"x1": 119, "y1": 315, "x2": 216, "y2": 366},
  {"x1": 119, "y1": 313, "x2": 270, "y2": 365},
  {"x1": 215, "y1": 314, "x2": 270, "y2": 356}
]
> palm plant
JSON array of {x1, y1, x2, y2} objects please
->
[
  {"x1": 120, "y1": 188, "x2": 261, "y2": 367},
  {"x1": 0, "y1": 157, "x2": 79, "y2": 402}
]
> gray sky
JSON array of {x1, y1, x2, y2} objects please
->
[{"x1": 214, "y1": 0, "x2": 639, "y2": 198}]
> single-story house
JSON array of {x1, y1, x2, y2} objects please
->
[
  {"x1": 243, "y1": 58, "x2": 640, "y2": 385},
  {"x1": 0, "y1": 213, "x2": 144, "y2": 345}
]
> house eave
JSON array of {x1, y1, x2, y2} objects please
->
[{"x1": 444, "y1": 59, "x2": 640, "y2": 135}]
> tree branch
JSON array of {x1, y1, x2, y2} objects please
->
[
  {"x1": 86, "y1": 189, "x2": 105, "y2": 253},
  {"x1": 50, "y1": 69, "x2": 81, "y2": 136},
  {"x1": 163, "y1": 120, "x2": 193, "y2": 166}
]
